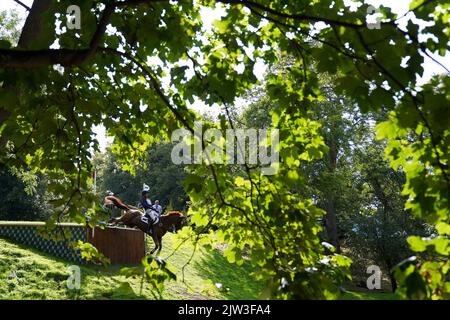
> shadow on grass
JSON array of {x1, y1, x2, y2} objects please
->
[
  {"x1": 192, "y1": 249, "x2": 263, "y2": 300},
  {"x1": 73, "y1": 263, "x2": 159, "y2": 300},
  {"x1": 341, "y1": 291, "x2": 399, "y2": 300},
  {"x1": 0, "y1": 237, "x2": 155, "y2": 300},
  {"x1": 80, "y1": 279, "x2": 149, "y2": 300}
]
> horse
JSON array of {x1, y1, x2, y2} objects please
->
[{"x1": 103, "y1": 195, "x2": 185, "y2": 254}]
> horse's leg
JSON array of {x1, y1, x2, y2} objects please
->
[
  {"x1": 149, "y1": 234, "x2": 159, "y2": 255},
  {"x1": 157, "y1": 236, "x2": 162, "y2": 254}
]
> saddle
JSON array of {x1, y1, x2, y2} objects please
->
[{"x1": 142, "y1": 209, "x2": 160, "y2": 233}]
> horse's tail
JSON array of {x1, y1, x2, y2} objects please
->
[{"x1": 104, "y1": 195, "x2": 130, "y2": 211}]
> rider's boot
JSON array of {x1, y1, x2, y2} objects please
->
[
  {"x1": 148, "y1": 223, "x2": 153, "y2": 235},
  {"x1": 148, "y1": 221, "x2": 156, "y2": 235}
]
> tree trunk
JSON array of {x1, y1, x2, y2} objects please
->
[
  {"x1": 323, "y1": 138, "x2": 341, "y2": 253},
  {"x1": 17, "y1": 0, "x2": 52, "y2": 49},
  {"x1": 324, "y1": 199, "x2": 341, "y2": 253},
  {"x1": 385, "y1": 260, "x2": 397, "y2": 292},
  {"x1": 389, "y1": 272, "x2": 397, "y2": 292},
  {"x1": 1, "y1": 0, "x2": 51, "y2": 153}
]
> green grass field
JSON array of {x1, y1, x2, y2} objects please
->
[
  {"x1": 0, "y1": 234, "x2": 263, "y2": 300},
  {"x1": 0, "y1": 235, "x2": 398, "y2": 300}
]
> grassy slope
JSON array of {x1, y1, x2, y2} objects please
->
[
  {"x1": 0, "y1": 235, "x2": 399, "y2": 300},
  {"x1": 0, "y1": 234, "x2": 263, "y2": 300}
]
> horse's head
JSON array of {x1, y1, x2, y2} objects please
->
[
  {"x1": 166, "y1": 211, "x2": 186, "y2": 232},
  {"x1": 176, "y1": 215, "x2": 187, "y2": 231}
]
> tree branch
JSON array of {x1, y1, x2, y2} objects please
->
[
  {"x1": 13, "y1": 0, "x2": 30, "y2": 11},
  {"x1": 218, "y1": 0, "x2": 367, "y2": 29},
  {"x1": 99, "y1": 47, "x2": 194, "y2": 132},
  {"x1": 1, "y1": 0, "x2": 171, "y2": 68},
  {"x1": 0, "y1": 48, "x2": 91, "y2": 68}
]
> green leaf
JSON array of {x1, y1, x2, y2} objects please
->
[
  {"x1": 407, "y1": 236, "x2": 427, "y2": 252},
  {"x1": 436, "y1": 222, "x2": 450, "y2": 235}
]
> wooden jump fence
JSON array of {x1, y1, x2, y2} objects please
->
[{"x1": 0, "y1": 221, "x2": 145, "y2": 265}]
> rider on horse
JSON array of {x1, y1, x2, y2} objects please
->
[{"x1": 139, "y1": 184, "x2": 161, "y2": 235}]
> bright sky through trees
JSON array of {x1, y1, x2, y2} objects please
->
[{"x1": 1, "y1": 0, "x2": 449, "y2": 151}]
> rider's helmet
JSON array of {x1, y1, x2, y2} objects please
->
[{"x1": 142, "y1": 183, "x2": 150, "y2": 196}]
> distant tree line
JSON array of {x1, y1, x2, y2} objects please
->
[
  {"x1": 0, "y1": 169, "x2": 50, "y2": 221},
  {"x1": 94, "y1": 142, "x2": 188, "y2": 211}
]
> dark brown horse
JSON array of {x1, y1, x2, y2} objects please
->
[{"x1": 104, "y1": 195, "x2": 185, "y2": 254}]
